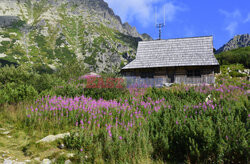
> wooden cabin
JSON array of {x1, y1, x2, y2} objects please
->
[{"x1": 121, "y1": 36, "x2": 220, "y2": 87}]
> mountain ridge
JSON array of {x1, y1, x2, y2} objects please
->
[
  {"x1": 216, "y1": 34, "x2": 250, "y2": 54},
  {"x1": 0, "y1": 0, "x2": 152, "y2": 73}
]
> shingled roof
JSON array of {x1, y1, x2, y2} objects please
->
[{"x1": 122, "y1": 36, "x2": 219, "y2": 70}]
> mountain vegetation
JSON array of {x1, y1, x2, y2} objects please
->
[
  {"x1": 216, "y1": 46, "x2": 250, "y2": 68},
  {"x1": 0, "y1": 0, "x2": 151, "y2": 73},
  {"x1": 0, "y1": 63, "x2": 249, "y2": 163},
  {"x1": 0, "y1": 0, "x2": 249, "y2": 163}
]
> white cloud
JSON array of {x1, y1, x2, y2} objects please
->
[
  {"x1": 219, "y1": 9, "x2": 242, "y2": 19},
  {"x1": 219, "y1": 9, "x2": 249, "y2": 36},
  {"x1": 244, "y1": 13, "x2": 250, "y2": 23},
  {"x1": 104, "y1": 0, "x2": 186, "y2": 27},
  {"x1": 225, "y1": 22, "x2": 238, "y2": 36}
]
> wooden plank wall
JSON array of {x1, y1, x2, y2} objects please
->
[
  {"x1": 175, "y1": 69, "x2": 215, "y2": 84},
  {"x1": 122, "y1": 66, "x2": 216, "y2": 87}
]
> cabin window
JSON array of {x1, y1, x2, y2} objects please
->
[
  {"x1": 194, "y1": 70, "x2": 201, "y2": 76},
  {"x1": 140, "y1": 72, "x2": 154, "y2": 78},
  {"x1": 187, "y1": 70, "x2": 201, "y2": 77}
]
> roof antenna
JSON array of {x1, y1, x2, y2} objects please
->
[{"x1": 155, "y1": 6, "x2": 166, "y2": 40}]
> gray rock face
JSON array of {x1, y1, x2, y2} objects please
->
[
  {"x1": 141, "y1": 33, "x2": 153, "y2": 41},
  {"x1": 216, "y1": 34, "x2": 250, "y2": 54},
  {"x1": 0, "y1": 0, "x2": 152, "y2": 73},
  {"x1": 75, "y1": 0, "x2": 150, "y2": 40},
  {"x1": 122, "y1": 22, "x2": 140, "y2": 38},
  {"x1": 0, "y1": 16, "x2": 20, "y2": 27}
]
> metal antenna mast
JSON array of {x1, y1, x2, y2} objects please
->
[{"x1": 155, "y1": 6, "x2": 166, "y2": 40}]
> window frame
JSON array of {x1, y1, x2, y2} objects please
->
[{"x1": 187, "y1": 70, "x2": 201, "y2": 77}]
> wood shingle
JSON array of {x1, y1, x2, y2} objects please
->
[{"x1": 122, "y1": 36, "x2": 219, "y2": 70}]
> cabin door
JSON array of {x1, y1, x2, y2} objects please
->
[{"x1": 168, "y1": 73, "x2": 175, "y2": 83}]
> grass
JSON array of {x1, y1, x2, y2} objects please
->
[
  {"x1": 0, "y1": 72, "x2": 249, "y2": 163},
  {"x1": 0, "y1": 103, "x2": 75, "y2": 163},
  {"x1": 0, "y1": 104, "x2": 31, "y2": 162}
]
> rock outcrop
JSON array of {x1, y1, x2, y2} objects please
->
[
  {"x1": 216, "y1": 34, "x2": 250, "y2": 54},
  {"x1": 0, "y1": 0, "x2": 152, "y2": 73}
]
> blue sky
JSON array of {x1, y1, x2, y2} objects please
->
[{"x1": 104, "y1": 0, "x2": 250, "y2": 49}]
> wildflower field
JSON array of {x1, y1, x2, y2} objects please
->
[{"x1": 0, "y1": 64, "x2": 249, "y2": 163}]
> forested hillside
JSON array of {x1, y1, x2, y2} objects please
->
[{"x1": 216, "y1": 46, "x2": 250, "y2": 68}]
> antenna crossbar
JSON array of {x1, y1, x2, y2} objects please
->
[{"x1": 156, "y1": 23, "x2": 165, "y2": 40}]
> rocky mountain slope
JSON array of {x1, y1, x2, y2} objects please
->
[
  {"x1": 0, "y1": 0, "x2": 152, "y2": 73},
  {"x1": 216, "y1": 34, "x2": 250, "y2": 54}
]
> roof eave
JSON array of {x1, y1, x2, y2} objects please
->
[{"x1": 122, "y1": 63, "x2": 220, "y2": 70}]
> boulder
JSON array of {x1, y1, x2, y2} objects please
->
[
  {"x1": 36, "y1": 133, "x2": 70, "y2": 143},
  {"x1": 41, "y1": 159, "x2": 51, "y2": 164},
  {"x1": 65, "y1": 160, "x2": 72, "y2": 164}
]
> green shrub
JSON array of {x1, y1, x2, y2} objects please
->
[
  {"x1": 216, "y1": 47, "x2": 250, "y2": 68},
  {"x1": 0, "y1": 65, "x2": 66, "y2": 103},
  {"x1": 0, "y1": 65, "x2": 36, "y2": 85},
  {"x1": 218, "y1": 64, "x2": 247, "y2": 78},
  {"x1": 32, "y1": 73, "x2": 64, "y2": 93},
  {"x1": 229, "y1": 71, "x2": 246, "y2": 77},
  {"x1": 55, "y1": 59, "x2": 88, "y2": 81},
  {"x1": 54, "y1": 84, "x2": 84, "y2": 97},
  {"x1": 144, "y1": 87, "x2": 207, "y2": 105},
  {"x1": 0, "y1": 83, "x2": 38, "y2": 104},
  {"x1": 64, "y1": 128, "x2": 152, "y2": 163},
  {"x1": 148, "y1": 101, "x2": 249, "y2": 163}
]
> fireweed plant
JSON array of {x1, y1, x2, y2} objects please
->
[{"x1": 24, "y1": 82, "x2": 249, "y2": 163}]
